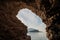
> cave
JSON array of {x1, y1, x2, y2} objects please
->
[{"x1": 0, "y1": 0, "x2": 60, "y2": 40}]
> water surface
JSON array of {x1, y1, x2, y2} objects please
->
[{"x1": 27, "y1": 32, "x2": 48, "y2": 40}]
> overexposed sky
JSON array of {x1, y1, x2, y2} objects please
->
[{"x1": 16, "y1": 8, "x2": 46, "y2": 32}]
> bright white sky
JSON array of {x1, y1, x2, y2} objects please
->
[{"x1": 16, "y1": 8, "x2": 46, "y2": 32}]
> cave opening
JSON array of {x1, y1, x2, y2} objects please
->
[{"x1": 16, "y1": 8, "x2": 48, "y2": 40}]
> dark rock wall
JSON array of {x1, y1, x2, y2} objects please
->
[
  {"x1": 0, "y1": 1, "x2": 31, "y2": 40},
  {"x1": 40, "y1": 0, "x2": 60, "y2": 40},
  {"x1": 0, "y1": 0, "x2": 60, "y2": 40}
]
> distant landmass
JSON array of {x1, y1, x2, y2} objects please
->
[{"x1": 28, "y1": 28, "x2": 41, "y2": 32}]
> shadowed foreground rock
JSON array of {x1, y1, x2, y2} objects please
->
[
  {"x1": 0, "y1": 0, "x2": 31, "y2": 40},
  {"x1": 0, "y1": 0, "x2": 60, "y2": 40}
]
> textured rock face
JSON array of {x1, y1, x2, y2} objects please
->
[
  {"x1": 0, "y1": 0, "x2": 60, "y2": 40},
  {"x1": 0, "y1": 1, "x2": 31, "y2": 40},
  {"x1": 40, "y1": 0, "x2": 60, "y2": 40}
]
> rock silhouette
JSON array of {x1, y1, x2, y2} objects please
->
[
  {"x1": 0, "y1": 0, "x2": 60, "y2": 40},
  {"x1": 28, "y1": 28, "x2": 40, "y2": 32}
]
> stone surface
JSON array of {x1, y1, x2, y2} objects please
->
[{"x1": 0, "y1": 0, "x2": 60, "y2": 40}]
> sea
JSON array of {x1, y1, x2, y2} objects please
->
[{"x1": 27, "y1": 32, "x2": 48, "y2": 40}]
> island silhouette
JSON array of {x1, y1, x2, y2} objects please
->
[{"x1": 28, "y1": 28, "x2": 42, "y2": 32}]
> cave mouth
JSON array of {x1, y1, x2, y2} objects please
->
[{"x1": 16, "y1": 8, "x2": 48, "y2": 40}]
